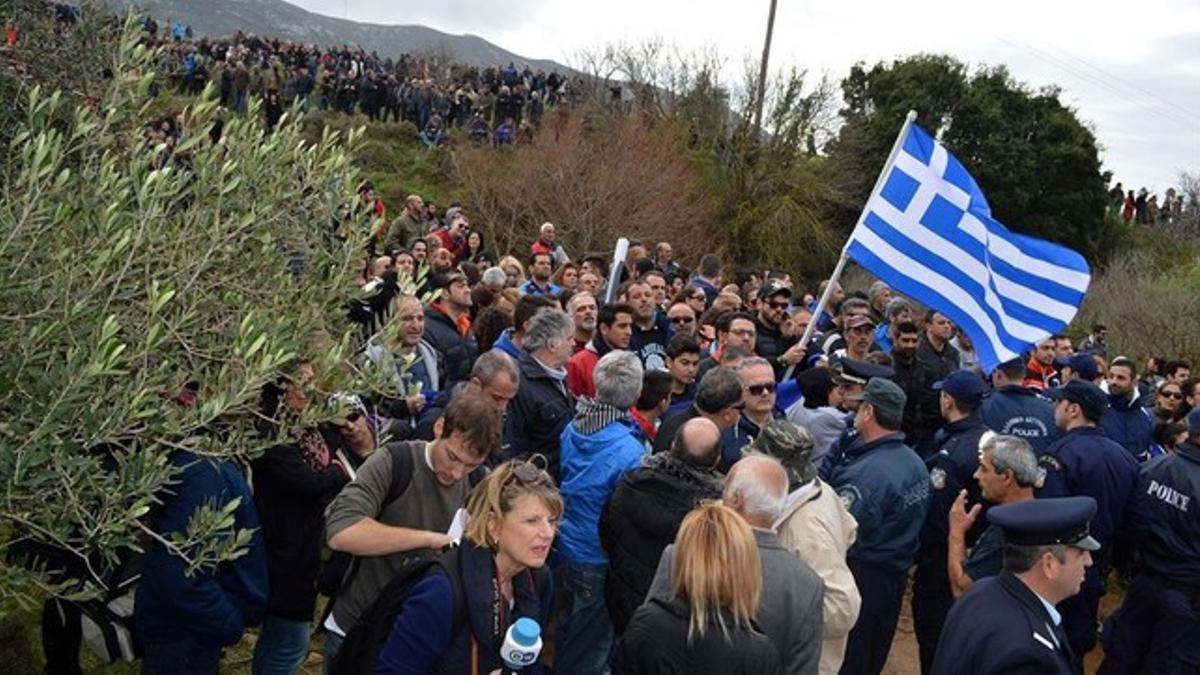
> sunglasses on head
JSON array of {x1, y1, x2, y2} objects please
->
[
  {"x1": 508, "y1": 456, "x2": 553, "y2": 485},
  {"x1": 746, "y1": 383, "x2": 776, "y2": 396}
]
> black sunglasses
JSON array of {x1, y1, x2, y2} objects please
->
[
  {"x1": 746, "y1": 383, "x2": 776, "y2": 396},
  {"x1": 1160, "y1": 390, "x2": 1183, "y2": 400},
  {"x1": 345, "y1": 411, "x2": 363, "y2": 423},
  {"x1": 670, "y1": 315, "x2": 695, "y2": 324}
]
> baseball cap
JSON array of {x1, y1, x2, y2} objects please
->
[
  {"x1": 1046, "y1": 379, "x2": 1109, "y2": 421},
  {"x1": 844, "y1": 314, "x2": 873, "y2": 330},
  {"x1": 933, "y1": 370, "x2": 986, "y2": 403},
  {"x1": 1188, "y1": 407, "x2": 1200, "y2": 434},
  {"x1": 1054, "y1": 353, "x2": 1098, "y2": 382},
  {"x1": 845, "y1": 377, "x2": 907, "y2": 420},
  {"x1": 758, "y1": 280, "x2": 792, "y2": 301},
  {"x1": 431, "y1": 270, "x2": 468, "y2": 290}
]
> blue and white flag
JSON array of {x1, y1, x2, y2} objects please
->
[{"x1": 846, "y1": 122, "x2": 1091, "y2": 373}]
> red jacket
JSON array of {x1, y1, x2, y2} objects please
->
[
  {"x1": 567, "y1": 345, "x2": 601, "y2": 399},
  {"x1": 433, "y1": 228, "x2": 467, "y2": 263}
]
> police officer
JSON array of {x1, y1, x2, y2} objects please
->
[
  {"x1": 931, "y1": 496, "x2": 1101, "y2": 675},
  {"x1": 981, "y1": 357, "x2": 1057, "y2": 453},
  {"x1": 912, "y1": 370, "x2": 990, "y2": 674},
  {"x1": 1098, "y1": 407, "x2": 1200, "y2": 674},
  {"x1": 819, "y1": 377, "x2": 930, "y2": 675},
  {"x1": 1037, "y1": 379, "x2": 1140, "y2": 671}
]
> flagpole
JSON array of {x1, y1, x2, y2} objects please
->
[{"x1": 783, "y1": 109, "x2": 918, "y2": 380}]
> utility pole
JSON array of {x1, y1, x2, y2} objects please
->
[{"x1": 751, "y1": 0, "x2": 779, "y2": 137}]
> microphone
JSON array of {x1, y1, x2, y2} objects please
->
[{"x1": 500, "y1": 617, "x2": 542, "y2": 674}]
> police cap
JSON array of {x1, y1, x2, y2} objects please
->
[
  {"x1": 1046, "y1": 379, "x2": 1108, "y2": 421},
  {"x1": 987, "y1": 495, "x2": 1101, "y2": 551}
]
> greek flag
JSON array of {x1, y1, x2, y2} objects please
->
[{"x1": 846, "y1": 121, "x2": 1091, "y2": 372}]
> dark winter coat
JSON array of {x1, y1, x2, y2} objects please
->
[
  {"x1": 616, "y1": 595, "x2": 783, "y2": 674},
  {"x1": 422, "y1": 304, "x2": 478, "y2": 388}
]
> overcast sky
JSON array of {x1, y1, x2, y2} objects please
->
[{"x1": 294, "y1": 0, "x2": 1198, "y2": 194}]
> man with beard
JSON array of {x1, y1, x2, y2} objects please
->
[
  {"x1": 567, "y1": 302, "x2": 634, "y2": 398},
  {"x1": 422, "y1": 272, "x2": 477, "y2": 387},
  {"x1": 665, "y1": 301, "x2": 697, "y2": 338},
  {"x1": 1024, "y1": 338, "x2": 1058, "y2": 391},
  {"x1": 627, "y1": 279, "x2": 672, "y2": 371},
  {"x1": 567, "y1": 291, "x2": 597, "y2": 353},
  {"x1": 912, "y1": 311, "x2": 960, "y2": 453},
  {"x1": 754, "y1": 281, "x2": 806, "y2": 381},
  {"x1": 1100, "y1": 356, "x2": 1154, "y2": 462},
  {"x1": 518, "y1": 251, "x2": 561, "y2": 296}
]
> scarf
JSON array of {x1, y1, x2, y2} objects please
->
[{"x1": 574, "y1": 397, "x2": 629, "y2": 435}]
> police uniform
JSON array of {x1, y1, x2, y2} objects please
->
[
  {"x1": 980, "y1": 384, "x2": 1058, "y2": 453},
  {"x1": 930, "y1": 496, "x2": 1101, "y2": 675},
  {"x1": 1036, "y1": 381, "x2": 1140, "y2": 669},
  {"x1": 912, "y1": 371, "x2": 991, "y2": 674},
  {"x1": 1098, "y1": 436, "x2": 1200, "y2": 674},
  {"x1": 819, "y1": 377, "x2": 929, "y2": 675}
]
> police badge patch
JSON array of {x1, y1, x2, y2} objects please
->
[
  {"x1": 930, "y1": 467, "x2": 948, "y2": 490},
  {"x1": 838, "y1": 485, "x2": 862, "y2": 511}
]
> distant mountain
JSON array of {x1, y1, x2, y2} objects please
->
[{"x1": 102, "y1": 0, "x2": 570, "y2": 73}]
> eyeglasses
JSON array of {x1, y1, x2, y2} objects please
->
[
  {"x1": 669, "y1": 315, "x2": 695, "y2": 324},
  {"x1": 746, "y1": 383, "x2": 776, "y2": 396},
  {"x1": 1159, "y1": 390, "x2": 1183, "y2": 400},
  {"x1": 768, "y1": 300, "x2": 790, "y2": 310}
]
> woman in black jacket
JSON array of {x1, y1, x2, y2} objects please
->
[{"x1": 616, "y1": 502, "x2": 782, "y2": 674}]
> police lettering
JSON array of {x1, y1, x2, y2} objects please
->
[{"x1": 1146, "y1": 479, "x2": 1191, "y2": 512}]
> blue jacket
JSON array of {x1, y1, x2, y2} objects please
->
[
  {"x1": 558, "y1": 419, "x2": 644, "y2": 564},
  {"x1": 980, "y1": 385, "x2": 1057, "y2": 453},
  {"x1": 1036, "y1": 426, "x2": 1139, "y2": 549},
  {"x1": 517, "y1": 279, "x2": 561, "y2": 296},
  {"x1": 491, "y1": 327, "x2": 521, "y2": 360},
  {"x1": 918, "y1": 415, "x2": 991, "y2": 568},
  {"x1": 819, "y1": 432, "x2": 931, "y2": 572},
  {"x1": 1099, "y1": 390, "x2": 1154, "y2": 462},
  {"x1": 377, "y1": 542, "x2": 553, "y2": 675},
  {"x1": 134, "y1": 452, "x2": 268, "y2": 648},
  {"x1": 720, "y1": 411, "x2": 781, "y2": 473},
  {"x1": 1131, "y1": 441, "x2": 1200, "y2": 586}
]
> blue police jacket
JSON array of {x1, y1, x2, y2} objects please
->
[
  {"x1": 1036, "y1": 426, "x2": 1139, "y2": 549},
  {"x1": 981, "y1": 385, "x2": 1057, "y2": 453},
  {"x1": 820, "y1": 431, "x2": 930, "y2": 572},
  {"x1": 1134, "y1": 441, "x2": 1200, "y2": 587},
  {"x1": 930, "y1": 572, "x2": 1074, "y2": 675},
  {"x1": 1099, "y1": 391, "x2": 1154, "y2": 462},
  {"x1": 918, "y1": 415, "x2": 990, "y2": 567}
]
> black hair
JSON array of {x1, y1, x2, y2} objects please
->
[
  {"x1": 636, "y1": 370, "x2": 674, "y2": 412},
  {"x1": 598, "y1": 302, "x2": 635, "y2": 328},
  {"x1": 666, "y1": 334, "x2": 702, "y2": 359}
]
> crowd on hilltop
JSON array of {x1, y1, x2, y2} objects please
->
[
  {"x1": 1108, "y1": 181, "x2": 1192, "y2": 226},
  {"x1": 132, "y1": 15, "x2": 580, "y2": 147}
]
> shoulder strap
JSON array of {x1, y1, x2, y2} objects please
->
[{"x1": 382, "y1": 441, "x2": 417, "y2": 510}]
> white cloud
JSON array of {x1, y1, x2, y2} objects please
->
[{"x1": 292, "y1": 0, "x2": 1200, "y2": 190}]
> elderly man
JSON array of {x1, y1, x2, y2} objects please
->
[
  {"x1": 665, "y1": 301, "x2": 696, "y2": 338},
  {"x1": 726, "y1": 357, "x2": 782, "y2": 469},
  {"x1": 531, "y1": 221, "x2": 570, "y2": 267},
  {"x1": 557, "y1": 350, "x2": 646, "y2": 675},
  {"x1": 650, "y1": 454, "x2": 825, "y2": 675},
  {"x1": 866, "y1": 281, "x2": 892, "y2": 325},
  {"x1": 752, "y1": 421, "x2": 861, "y2": 675},
  {"x1": 505, "y1": 308, "x2": 576, "y2": 479},
  {"x1": 567, "y1": 291, "x2": 598, "y2": 353}
]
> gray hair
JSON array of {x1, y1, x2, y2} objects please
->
[
  {"x1": 522, "y1": 308, "x2": 574, "y2": 354},
  {"x1": 481, "y1": 266, "x2": 507, "y2": 287},
  {"x1": 593, "y1": 351, "x2": 644, "y2": 409},
  {"x1": 725, "y1": 456, "x2": 788, "y2": 524},
  {"x1": 838, "y1": 297, "x2": 871, "y2": 317},
  {"x1": 471, "y1": 350, "x2": 519, "y2": 385},
  {"x1": 981, "y1": 433, "x2": 1045, "y2": 488},
  {"x1": 735, "y1": 356, "x2": 774, "y2": 375},
  {"x1": 868, "y1": 280, "x2": 891, "y2": 300},
  {"x1": 884, "y1": 297, "x2": 914, "y2": 321}
]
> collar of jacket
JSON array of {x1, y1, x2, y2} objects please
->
[
  {"x1": 642, "y1": 452, "x2": 723, "y2": 494},
  {"x1": 573, "y1": 397, "x2": 630, "y2": 435},
  {"x1": 1175, "y1": 441, "x2": 1200, "y2": 462},
  {"x1": 944, "y1": 414, "x2": 986, "y2": 434},
  {"x1": 519, "y1": 351, "x2": 566, "y2": 382},
  {"x1": 1108, "y1": 388, "x2": 1142, "y2": 410},
  {"x1": 589, "y1": 332, "x2": 615, "y2": 357},
  {"x1": 458, "y1": 540, "x2": 541, "y2": 654},
  {"x1": 846, "y1": 431, "x2": 908, "y2": 458}
]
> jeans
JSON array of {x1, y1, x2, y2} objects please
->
[
  {"x1": 252, "y1": 615, "x2": 311, "y2": 675},
  {"x1": 322, "y1": 629, "x2": 344, "y2": 675},
  {"x1": 556, "y1": 562, "x2": 613, "y2": 675},
  {"x1": 142, "y1": 638, "x2": 221, "y2": 675}
]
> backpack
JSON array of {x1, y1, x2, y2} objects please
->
[
  {"x1": 316, "y1": 442, "x2": 485, "y2": 597},
  {"x1": 330, "y1": 550, "x2": 467, "y2": 675}
]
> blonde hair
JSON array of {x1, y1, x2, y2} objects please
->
[
  {"x1": 498, "y1": 255, "x2": 526, "y2": 285},
  {"x1": 672, "y1": 502, "x2": 761, "y2": 642},
  {"x1": 463, "y1": 460, "x2": 563, "y2": 548}
]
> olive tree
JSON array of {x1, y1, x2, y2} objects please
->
[{"x1": 0, "y1": 21, "x2": 372, "y2": 613}]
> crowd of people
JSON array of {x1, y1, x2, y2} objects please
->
[
  {"x1": 132, "y1": 15, "x2": 579, "y2": 147},
  {"x1": 33, "y1": 186, "x2": 1197, "y2": 675},
  {"x1": 12, "y1": 5, "x2": 1199, "y2": 675},
  {"x1": 1108, "y1": 181, "x2": 1192, "y2": 227}
]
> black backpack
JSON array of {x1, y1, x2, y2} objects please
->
[{"x1": 330, "y1": 549, "x2": 468, "y2": 675}]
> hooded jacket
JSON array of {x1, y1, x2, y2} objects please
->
[
  {"x1": 1100, "y1": 389, "x2": 1154, "y2": 462},
  {"x1": 558, "y1": 401, "x2": 645, "y2": 565}
]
